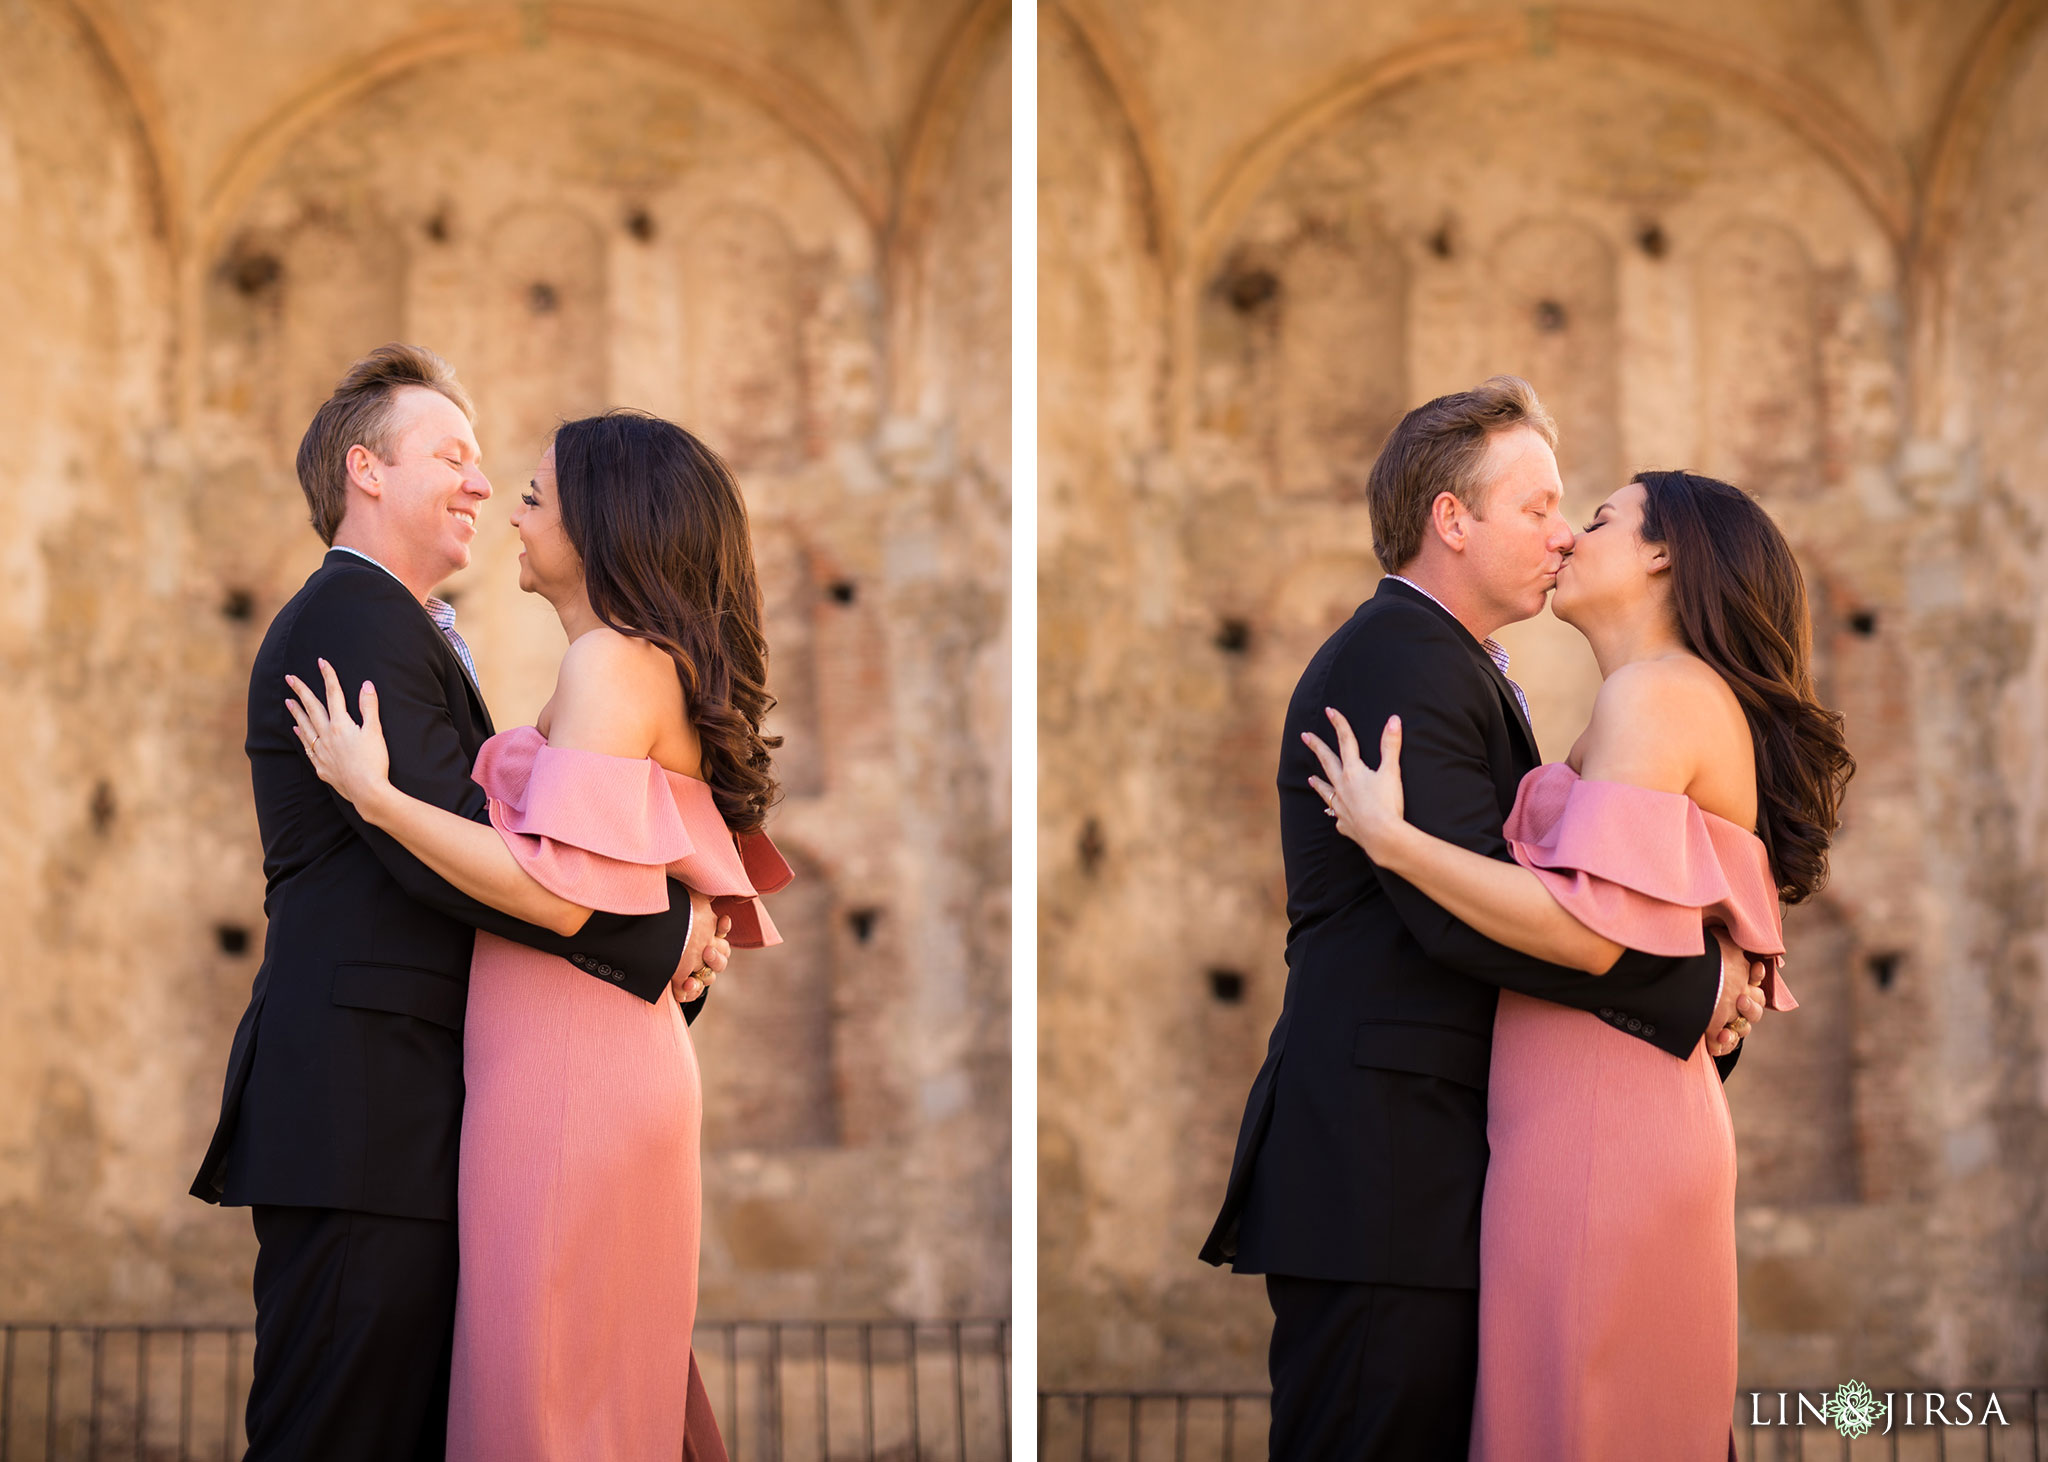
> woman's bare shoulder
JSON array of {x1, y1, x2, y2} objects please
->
[
  {"x1": 548, "y1": 628, "x2": 679, "y2": 757},
  {"x1": 1579, "y1": 656, "x2": 1740, "y2": 793}
]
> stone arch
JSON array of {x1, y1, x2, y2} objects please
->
[
  {"x1": 889, "y1": 0, "x2": 1012, "y2": 413},
  {"x1": 1909, "y1": 0, "x2": 2048, "y2": 433},
  {"x1": 1039, "y1": 3, "x2": 1175, "y2": 272},
  {"x1": 195, "y1": 9, "x2": 888, "y2": 263},
  {"x1": 1188, "y1": 10, "x2": 1911, "y2": 288},
  {"x1": 176, "y1": 9, "x2": 890, "y2": 427},
  {"x1": 51, "y1": 0, "x2": 181, "y2": 254}
]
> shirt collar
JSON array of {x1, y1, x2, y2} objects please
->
[
  {"x1": 1383, "y1": 574, "x2": 1515, "y2": 677},
  {"x1": 331, "y1": 544, "x2": 460, "y2": 627}
]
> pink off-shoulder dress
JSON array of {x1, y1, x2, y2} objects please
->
[
  {"x1": 1469, "y1": 765, "x2": 1796, "y2": 1462},
  {"x1": 446, "y1": 725, "x2": 792, "y2": 1462}
]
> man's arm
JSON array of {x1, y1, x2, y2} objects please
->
[
  {"x1": 283, "y1": 577, "x2": 699, "y2": 1006},
  {"x1": 1309, "y1": 615, "x2": 1723, "y2": 1058}
]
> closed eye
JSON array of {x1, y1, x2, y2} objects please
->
[{"x1": 521, "y1": 491, "x2": 540, "y2": 508}]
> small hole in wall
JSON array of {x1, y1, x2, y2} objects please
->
[
  {"x1": 528, "y1": 282, "x2": 559, "y2": 314},
  {"x1": 1868, "y1": 952, "x2": 1902, "y2": 990},
  {"x1": 1427, "y1": 223, "x2": 1454, "y2": 259},
  {"x1": 228, "y1": 252, "x2": 281, "y2": 296},
  {"x1": 1848, "y1": 611, "x2": 1878, "y2": 637},
  {"x1": 625, "y1": 208, "x2": 657, "y2": 242},
  {"x1": 1637, "y1": 222, "x2": 1668, "y2": 259},
  {"x1": 847, "y1": 908, "x2": 881, "y2": 943},
  {"x1": 221, "y1": 589, "x2": 255, "y2": 622},
  {"x1": 216, "y1": 925, "x2": 251, "y2": 956},
  {"x1": 424, "y1": 210, "x2": 450, "y2": 243},
  {"x1": 826, "y1": 581, "x2": 857, "y2": 606},
  {"x1": 1533, "y1": 299, "x2": 1568, "y2": 332},
  {"x1": 1077, "y1": 818, "x2": 1106, "y2": 875},
  {"x1": 1215, "y1": 618, "x2": 1252, "y2": 654},
  {"x1": 1225, "y1": 269, "x2": 1279, "y2": 312},
  {"x1": 1208, "y1": 970, "x2": 1247, "y2": 1004},
  {"x1": 89, "y1": 781, "x2": 116, "y2": 834}
]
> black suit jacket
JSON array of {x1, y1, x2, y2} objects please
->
[
  {"x1": 1200, "y1": 577, "x2": 1735, "y2": 1286},
  {"x1": 191, "y1": 551, "x2": 702, "y2": 1220}
]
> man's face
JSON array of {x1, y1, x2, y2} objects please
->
[
  {"x1": 1456, "y1": 426, "x2": 1573, "y2": 626},
  {"x1": 353, "y1": 386, "x2": 490, "y2": 581}
]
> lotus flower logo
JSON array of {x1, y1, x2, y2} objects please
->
[{"x1": 1826, "y1": 1380, "x2": 1880, "y2": 1439}]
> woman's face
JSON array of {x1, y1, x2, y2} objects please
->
[
  {"x1": 1550, "y1": 481, "x2": 1668, "y2": 629},
  {"x1": 510, "y1": 443, "x2": 582, "y2": 599}
]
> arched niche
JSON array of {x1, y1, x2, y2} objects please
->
[
  {"x1": 909, "y1": 18, "x2": 1011, "y2": 477},
  {"x1": 753, "y1": 520, "x2": 826, "y2": 800},
  {"x1": 682, "y1": 206, "x2": 807, "y2": 472},
  {"x1": 1696, "y1": 218, "x2": 1822, "y2": 497},
  {"x1": 1490, "y1": 217, "x2": 1620, "y2": 514},
  {"x1": 695, "y1": 844, "x2": 840, "y2": 1151},
  {"x1": 1196, "y1": 213, "x2": 1409, "y2": 503}
]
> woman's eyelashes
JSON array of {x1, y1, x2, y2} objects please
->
[{"x1": 521, "y1": 491, "x2": 540, "y2": 508}]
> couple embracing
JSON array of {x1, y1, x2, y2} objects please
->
[
  {"x1": 1203, "y1": 377, "x2": 1855, "y2": 1459},
  {"x1": 190, "y1": 344, "x2": 791, "y2": 1461}
]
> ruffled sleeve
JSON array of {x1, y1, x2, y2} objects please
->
[
  {"x1": 473, "y1": 726, "x2": 694, "y2": 914},
  {"x1": 1504, "y1": 763, "x2": 1796, "y2": 1011},
  {"x1": 473, "y1": 726, "x2": 793, "y2": 946}
]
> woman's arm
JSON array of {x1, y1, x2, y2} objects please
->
[
  {"x1": 288, "y1": 660, "x2": 601, "y2": 936},
  {"x1": 1306, "y1": 663, "x2": 1711, "y2": 974},
  {"x1": 1309, "y1": 708, "x2": 1626, "y2": 972}
]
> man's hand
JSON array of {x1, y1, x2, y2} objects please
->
[
  {"x1": 672, "y1": 888, "x2": 733, "y2": 1004},
  {"x1": 1705, "y1": 928, "x2": 1767, "y2": 1058}
]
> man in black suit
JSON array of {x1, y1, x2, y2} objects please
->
[
  {"x1": 191, "y1": 344, "x2": 721, "y2": 1461},
  {"x1": 1200, "y1": 377, "x2": 1770, "y2": 1459}
]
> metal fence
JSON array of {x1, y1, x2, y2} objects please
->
[
  {"x1": 0, "y1": 1319, "x2": 1010, "y2": 1462},
  {"x1": 1038, "y1": 1388, "x2": 2046, "y2": 1462}
]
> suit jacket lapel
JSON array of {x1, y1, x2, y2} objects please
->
[
  {"x1": 1376, "y1": 577, "x2": 1541, "y2": 768},
  {"x1": 439, "y1": 636, "x2": 492, "y2": 739},
  {"x1": 1475, "y1": 650, "x2": 1540, "y2": 769},
  {"x1": 318, "y1": 551, "x2": 494, "y2": 738}
]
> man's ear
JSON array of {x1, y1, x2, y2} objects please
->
[
  {"x1": 1430, "y1": 490, "x2": 1468, "y2": 553},
  {"x1": 345, "y1": 443, "x2": 384, "y2": 500}
]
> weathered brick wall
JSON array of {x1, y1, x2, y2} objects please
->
[
  {"x1": 1040, "y1": 0, "x2": 2048, "y2": 1391},
  {"x1": 1, "y1": 0, "x2": 1009, "y2": 1325}
]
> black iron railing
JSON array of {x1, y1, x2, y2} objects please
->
[
  {"x1": 0, "y1": 1319, "x2": 1009, "y2": 1461},
  {"x1": 1039, "y1": 1387, "x2": 2046, "y2": 1462}
]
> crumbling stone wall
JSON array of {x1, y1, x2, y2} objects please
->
[
  {"x1": 1, "y1": 0, "x2": 1009, "y2": 1326},
  {"x1": 1041, "y1": 0, "x2": 2048, "y2": 1392}
]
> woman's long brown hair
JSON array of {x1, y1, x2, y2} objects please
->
[
  {"x1": 553, "y1": 411, "x2": 780, "y2": 832},
  {"x1": 1634, "y1": 470, "x2": 1853, "y2": 904}
]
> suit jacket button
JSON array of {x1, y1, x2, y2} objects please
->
[
  {"x1": 1599, "y1": 1007, "x2": 1614, "y2": 1019},
  {"x1": 1644, "y1": 1024, "x2": 1656, "y2": 1036},
  {"x1": 1627, "y1": 1017, "x2": 1642, "y2": 1031}
]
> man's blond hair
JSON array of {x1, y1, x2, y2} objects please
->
[
  {"x1": 295, "y1": 343, "x2": 476, "y2": 545},
  {"x1": 1366, "y1": 375, "x2": 1559, "y2": 571}
]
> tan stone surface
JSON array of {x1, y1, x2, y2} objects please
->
[
  {"x1": 1, "y1": 0, "x2": 1009, "y2": 1326},
  {"x1": 1040, "y1": 0, "x2": 2048, "y2": 1392}
]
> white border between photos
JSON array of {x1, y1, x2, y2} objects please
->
[{"x1": 1010, "y1": 0, "x2": 1038, "y2": 1453}]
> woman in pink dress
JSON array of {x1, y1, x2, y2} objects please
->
[
  {"x1": 285, "y1": 411, "x2": 791, "y2": 1461},
  {"x1": 1306, "y1": 470, "x2": 1854, "y2": 1461}
]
